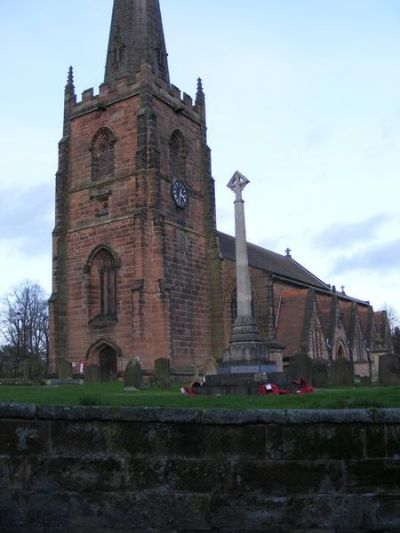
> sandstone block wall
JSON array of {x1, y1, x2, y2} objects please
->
[{"x1": 0, "y1": 405, "x2": 399, "y2": 532}]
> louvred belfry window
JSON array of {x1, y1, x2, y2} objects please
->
[{"x1": 91, "y1": 128, "x2": 116, "y2": 181}]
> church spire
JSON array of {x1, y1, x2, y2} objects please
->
[{"x1": 104, "y1": 0, "x2": 170, "y2": 85}]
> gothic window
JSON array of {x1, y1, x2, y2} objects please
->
[
  {"x1": 91, "y1": 128, "x2": 116, "y2": 181},
  {"x1": 98, "y1": 251, "x2": 116, "y2": 315},
  {"x1": 169, "y1": 130, "x2": 187, "y2": 179},
  {"x1": 87, "y1": 247, "x2": 118, "y2": 322}
]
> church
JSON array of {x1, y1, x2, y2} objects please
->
[{"x1": 48, "y1": 0, "x2": 392, "y2": 381}]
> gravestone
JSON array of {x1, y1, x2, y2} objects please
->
[
  {"x1": 329, "y1": 358, "x2": 354, "y2": 386},
  {"x1": 378, "y1": 354, "x2": 400, "y2": 385},
  {"x1": 84, "y1": 364, "x2": 100, "y2": 383},
  {"x1": 29, "y1": 359, "x2": 46, "y2": 381},
  {"x1": 311, "y1": 359, "x2": 329, "y2": 388},
  {"x1": 287, "y1": 353, "x2": 312, "y2": 383},
  {"x1": 57, "y1": 358, "x2": 72, "y2": 379},
  {"x1": 0, "y1": 359, "x2": 15, "y2": 379},
  {"x1": 16, "y1": 358, "x2": 46, "y2": 381},
  {"x1": 124, "y1": 359, "x2": 143, "y2": 390},
  {"x1": 154, "y1": 357, "x2": 171, "y2": 388}
]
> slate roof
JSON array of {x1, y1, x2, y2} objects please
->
[
  {"x1": 275, "y1": 289, "x2": 309, "y2": 358},
  {"x1": 218, "y1": 232, "x2": 330, "y2": 290}
]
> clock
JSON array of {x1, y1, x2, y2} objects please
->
[{"x1": 171, "y1": 179, "x2": 188, "y2": 209}]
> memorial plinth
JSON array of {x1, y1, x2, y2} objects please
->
[{"x1": 205, "y1": 171, "x2": 280, "y2": 392}]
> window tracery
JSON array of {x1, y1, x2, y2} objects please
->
[{"x1": 91, "y1": 128, "x2": 116, "y2": 181}]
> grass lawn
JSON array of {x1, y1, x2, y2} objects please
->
[{"x1": 0, "y1": 382, "x2": 399, "y2": 409}]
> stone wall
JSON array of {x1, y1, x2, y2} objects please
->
[{"x1": 1, "y1": 404, "x2": 400, "y2": 532}]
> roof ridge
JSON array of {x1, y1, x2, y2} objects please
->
[{"x1": 285, "y1": 255, "x2": 329, "y2": 290}]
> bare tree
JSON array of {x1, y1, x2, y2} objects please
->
[
  {"x1": 383, "y1": 305, "x2": 400, "y2": 355},
  {"x1": 0, "y1": 281, "x2": 49, "y2": 365},
  {"x1": 393, "y1": 327, "x2": 400, "y2": 356},
  {"x1": 383, "y1": 305, "x2": 399, "y2": 332}
]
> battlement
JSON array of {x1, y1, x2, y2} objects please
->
[{"x1": 71, "y1": 63, "x2": 202, "y2": 122}]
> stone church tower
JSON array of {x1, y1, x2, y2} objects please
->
[{"x1": 49, "y1": 0, "x2": 224, "y2": 378}]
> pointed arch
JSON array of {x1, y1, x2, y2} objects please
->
[
  {"x1": 169, "y1": 129, "x2": 187, "y2": 179},
  {"x1": 90, "y1": 127, "x2": 117, "y2": 181},
  {"x1": 335, "y1": 340, "x2": 349, "y2": 360},
  {"x1": 86, "y1": 337, "x2": 123, "y2": 360},
  {"x1": 86, "y1": 338, "x2": 123, "y2": 382},
  {"x1": 85, "y1": 244, "x2": 121, "y2": 272},
  {"x1": 85, "y1": 245, "x2": 119, "y2": 321}
]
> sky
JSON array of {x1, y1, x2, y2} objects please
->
[{"x1": 0, "y1": 0, "x2": 399, "y2": 318}]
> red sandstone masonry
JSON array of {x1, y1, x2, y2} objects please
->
[{"x1": 50, "y1": 70, "x2": 219, "y2": 374}]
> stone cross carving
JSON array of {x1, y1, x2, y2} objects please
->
[
  {"x1": 227, "y1": 170, "x2": 250, "y2": 197},
  {"x1": 227, "y1": 171, "x2": 252, "y2": 320}
]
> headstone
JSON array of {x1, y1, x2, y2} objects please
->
[
  {"x1": 84, "y1": 364, "x2": 100, "y2": 383},
  {"x1": 154, "y1": 357, "x2": 171, "y2": 388},
  {"x1": 29, "y1": 359, "x2": 47, "y2": 381},
  {"x1": 0, "y1": 359, "x2": 15, "y2": 379},
  {"x1": 19, "y1": 359, "x2": 34, "y2": 380},
  {"x1": 311, "y1": 359, "x2": 329, "y2": 388},
  {"x1": 378, "y1": 354, "x2": 400, "y2": 386},
  {"x1": 287, "y1": 353, "x2": 312, "y2": 383},
  {"x1": 124, "y1": 359, "x2": 143, "y2": 390},
  {"x1": 329, "y1": 358, "x2": 354, "y2": 386},
  {"x1": 57, "y1": 358, "x2": 72, "y2": 379}
]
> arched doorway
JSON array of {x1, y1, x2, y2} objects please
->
[{"x1": 99, "y1": 346, "x2": 117, "y2": 382}]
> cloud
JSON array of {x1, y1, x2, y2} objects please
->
[
  {"x1": 305, "y1": 128, "x2": 332, "y2": 151},
  {"x1": 0, "y1": 184, "x2": 53, "y2": 256},
  {"x1": 314, "y1": 213, "x2": 391, "y2": 250},
  {"x1": 331, "y1": 238, "x2": 400, "y2": 275}
]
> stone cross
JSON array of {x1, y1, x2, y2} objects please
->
[{"x1": 227, "y1": 171, "x2": 252, "y2": 320}]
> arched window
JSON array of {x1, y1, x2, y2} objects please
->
[
  {"x1": 90, "y1": 128, "x2": 116, "y2": 181},
  {"x1": 86, "y1": 247, "x2": 119, "y2": 322},
  {"x1": 169, "y1": 130, "x2": 187, "y2": 178},
  {"x1": 98, "y1": 250, "x2": 116, "y2": 316}
]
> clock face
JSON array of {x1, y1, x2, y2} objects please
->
[{"x1": 171, "y1": 179, "x2": 188, "y2": 209}]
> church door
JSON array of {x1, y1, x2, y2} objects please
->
[{"x1": 99, "y1": 347, "x2": 117, "y2": 382}]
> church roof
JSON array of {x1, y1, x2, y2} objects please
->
[
  {"x1": 275, "y1": 289, "x2": 309, "y2": 358},
  {"x1": 218, "y1": 231, "x2": 330, "y2": 290}
]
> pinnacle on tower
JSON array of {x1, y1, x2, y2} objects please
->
[
  {"x1": 104, "y1": 0, "x2": 170, "y2": 85},
  {"x1": 63, "y1": 66, "x2": 75, "y2": 137},
  {"x1": 65, "y1": 66, "x2": 75, "y2": 96},
  {"x1": 195, "y1": 77, "x2": 205, "y2": 108}
]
